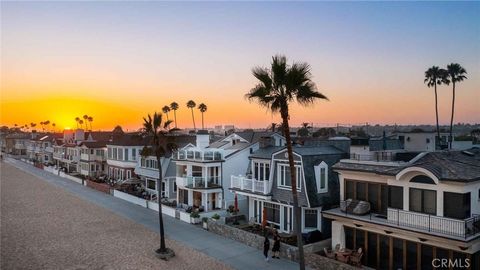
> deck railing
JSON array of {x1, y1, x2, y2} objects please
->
[
  {"x1": 176, "y1": 176, "x2": 221, "y2": 189},
  {"x1": 387, "y1": 208, "x2": 480, "y2": 238},
  {"x1": 176, "y1": 149, "x2": 224, "y2": 161},
  {"x1": 231, "y1": 175, "x2": 269, "y2": 194}
]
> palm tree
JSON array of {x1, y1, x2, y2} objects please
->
[
  {"x1": 88, "y1": 116, "x2": 93, "y2": 131},
  {"x1": 162, "y1": 106, "x2": 171, "y2": 121},
  {"x1": 170, "y1": 102, "x2": 179, "y2": 128},
  {"x1": 246, "y1": 55, "x2": 328, "y2": 270},
  {"x1": 424, "y1": 66, "x2": 448, "y2": 148},
  {"x1": 44, "y1": 120, "x2": 50, "y2": 132},
  {"x1": 83, "y1": 115, "x2": 89, "y2": 130},
  {"x1": 75, "y1": 117, "x2": 80, "y2": 129},
  {"x1": 79, "y1": 119, "x2": 84, "y2": 129},
  {"x1": 186, "y1": 100, "x2": 196, "y2": 130},
  {"x1": 40, "y1": 121, "x2": 44, "y2": 131},
  {"x1": 198, "y1": 103, "x2": 207, "y2": 129},
  {"x1": 52, "y1": 123, "x2": 56, "y2": 132},
  {"x1": 445, "y1": 63, "x2": 468, "y2": 149},
  {"x1": 142, "y1": 112, "x2": 177, "y2": 259}
]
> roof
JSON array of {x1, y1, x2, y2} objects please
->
[
  {"x1": 250, "y1": 146, "x2": 285, "y2": 159},
  {"x1": 5, "y1": 133, "x2": 31, "y2": 139},
  {"x1": 85, "y1": 131, "x2": 112, "y2": 142},
  {"x1": 234, "y1": 131, "x2": 281, "y2": 143},
  {"x1": 108, "y1": 134, "x2": 149, "y2": 146},
  {"x1": 333, "y1": 148, "x2": 480, "y2": 182},
  {"x1": 79, "y1": 141, "x2": 108, "y2": 148}
]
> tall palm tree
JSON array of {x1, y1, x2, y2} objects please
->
[
  {"x1": 142, "y1": 112, "x2": 177, "y2": 259},
  {"x1": 52, "y1": 123, "x2": 56, "y2": 132},
  {"x1": 79, "y1": 119, "x2": 84, "y2": 129},
  {"x1": 170, "y1": 102, "x2": 179, "y2": 128},
  {"x1": 424, "y1": 66, "x2": 448, "y2": 148},
  {"x1": 44, "y1": 120, "x2": 50, "y2": 132},
  {"x1": 186, "y1": 100, "x2": 196, "y2": 130},
  {"x1": 162, "y1": 106, "x2": 171, "y2": 121},
  {"x1": 198, "y1": 103, "x2": 207, "y2": 129},
  {"x1": 88, "y1": 116, "x2": 93, "y2": 131},
  {"x1": 40, "y1": 121, "x2": 44, "y2": 131},
  {"x1": 83, "y1": 115, "x2": 89, "y2": 130},
  {"x1": 246, "y1": 55, "x2": 328, "y2": 270},
  {"x1": 445, "y1": 63, "x2": 468, "y2": 149},
  {"x1": 75, "y1": 117, "x2": 80, "y2": 129}
]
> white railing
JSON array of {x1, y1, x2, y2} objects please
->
[
  {"x1": 231, "y1": 175, "x2": 269, "y2": 194},
  {"x1": 387, "y1": 208, "x2": 480, "y2": 238},
  {"x1": 176, "y1": 176, "x2": 220, "y2": 188},
  {"x1": 176, "y1": 148, "x2": 224, "y2": 162},
  {"x1": 45, "y1": 146, "x2": 54, "y2": 153}
]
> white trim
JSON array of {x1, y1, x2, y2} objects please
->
[{"x1": 314, "y1": 161, "x2": 329, "y2": 193}]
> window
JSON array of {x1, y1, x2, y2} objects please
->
[
  {"x1": 264, "y1": 202, "x2": 280, "y2": 225},
  {"x1": 124, "y1": 149, "x2": 129, "y2": 161},
  {"x1": 304, "y1": 209, "x2": 317, "y2": 228},
  {"x1": 113, "y1": 148, "x2": 117, "y2": 160},
  {"x1": 314, "y1": 162, "x2": 328, "y2": 193},
  {"x1": 147, "y1": 179, "x2": 156, "y2": 190},
  {"x1": 126, "y1": 170, "x2": 131, "y2": 179},
  {"x1": 108, "y1": 148, "x2": 112, "y2": 159},
  {"x1": 388, "y1": 186, "x2": 403, "y2": 209},
  {"x1": 409, "y1": 188, "x2": 436, "y2": 215},
  {"x1": 118, "y1": 148, "x2": 123, "y2": 160},
  {"x1": 277, "y1": 164, "x2": 301, "y2": 190},
  {"x1": 132, "y1": 149, "x2": 136, "y2": 161},
  {"x1": 444, "y1": 192, "x2": 470, "y2": 219}
]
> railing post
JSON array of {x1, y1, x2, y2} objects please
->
[
  {"x1": 264, "y1": 181, "x2": 268, "y2": 194},
  {"x1": 252, "y1": 180, "x2": 255, "y2": 193},
  {"x1": 240, "y1": 177, "x2": 244, "y2": 190},
  {"x1": 428, "y1": 215, "x2": 431, "y2": 232},
  {"x1": 397, "y1": 209, "x2": 399, "y2": 226}
]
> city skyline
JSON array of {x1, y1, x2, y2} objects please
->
[{"x1": 1, "y1": 1, "x2": 479, "y2": 131}]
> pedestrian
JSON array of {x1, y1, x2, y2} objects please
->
[
  {"x1": 272, "y1": 229, "x2": 281, "y2": 259},
  {"x1": 263, "y1": 235, "x2": 270, "y2": 262}
]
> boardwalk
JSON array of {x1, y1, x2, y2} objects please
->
[{"x1": 1, "y1": 159, "x2": 301, "y2": 270}]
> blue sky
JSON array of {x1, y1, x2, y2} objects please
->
[{"x1": 1, "y1": 1, "x2": 479, "y2": 129}]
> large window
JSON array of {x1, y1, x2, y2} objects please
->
[
  {"x1": 444, "y1": 192, "x2": 470, "y2": 219},
  {"x1": 124, "y1": 148, "x2": 129, "y2": 161},
  {"x1": 277, "y1": 164, "x2": 302, "y2": 190},
  {"x1": 253, "y1": 162, "x2": 270, "y2": 181},
  {"x1": 388, "y1": 186, "x2": 403, "y2": 209},
  {"x1": 304, "y1": 209, "x2": 317, "y2": 228},
  {"x1": 410, "y1": 188, "x2": 436, "y2": 215},
  {"x1": 264, "y1": 202, "x2": 280, "y2": 225}
]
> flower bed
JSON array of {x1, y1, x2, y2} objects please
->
[{"x1": 86, "y1": 180, "x2": 111, "y2": 194}]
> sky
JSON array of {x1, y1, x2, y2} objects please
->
[{"x1": 1, "y1": 1, "x2": 479, "y2": 131}]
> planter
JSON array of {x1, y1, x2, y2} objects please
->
[
  {"x1": 191, "y1": 217, "x2": 201, "y2": 224},
  {"x1": 203, "y1": 221, "x2": 208, "y2": 230}
]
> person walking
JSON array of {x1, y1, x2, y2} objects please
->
[
  {"x1": 263, "y1": 235, "x2": 270, "y2": 262},
  {"x1": 272, "y1": 229, "x2": 281, "y2": 259}
]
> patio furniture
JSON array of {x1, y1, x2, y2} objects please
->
[
  {"x1": 341, "y1": 199, "x2": 371, "y2": 215},
  {"x1": 336, "y1": 252, "x2": 350, "y2": 264},
  {"x1": 350, "y1": 248, "x2": 363, "y2": 267},
  {"x1": 324, "y1": 248, "x2": 336, "y2": 259},
  {"x1": 334, "y1": 244, "x2": 341, "y2": 252}
]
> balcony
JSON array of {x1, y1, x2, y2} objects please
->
[
  {"x1": 230, "y1": 175, "x2": 270, "y2": 195},
  {"x1": 45, "y1": 146, "x2": 54, "y2": 153},
  {"x1": 323, "y1": 202, "x2": 480, "y2": 240},
  {"x1": 175, "y1": 148, "x2": 223, "y2": 162},
  {"x1": 176, "y1": 176, "x2": 221, "y2": 189},
  {"x1": 349, "y1": 152, "x2": 395, "y2": 162},
  {"x1": 387, "y1": 208, "x2": 480, "y2": 239}
]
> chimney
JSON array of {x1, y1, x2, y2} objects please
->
[
  {"x1": 74, "y1": 129, "x2": 85, "y2": 142},
  {"x1": 196, "y1": 130, "x2": 210, "y2": 149},
  {"x1": 259, "y1": 136, "x2": 273, "y2": 148}
]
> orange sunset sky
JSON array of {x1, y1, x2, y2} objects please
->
[{"x1": 1, "y1": 2, "x2": 479, "y2": 131}]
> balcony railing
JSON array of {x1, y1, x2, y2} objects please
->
[
  {"x1": 387, "y1": 208, "x2": 480, "y2": 239},
  {"x1": 350, "y1": 152, "x2": 395, "y2": 162},
  {"x1": 176, "y1": 176, "x2": 221, "y2": 189},
  {"x1": 231, "y1": 175, "x2": 270, "y2": 195},
  {"x1": 176, "y1": 149, "x2": 223, "y2": 162}
]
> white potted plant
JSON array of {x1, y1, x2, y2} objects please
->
[{"x1": 190, "y1": 211, "x2": 201, "y2": 224}]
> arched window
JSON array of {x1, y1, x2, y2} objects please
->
[
  {"x1": 314, "y1": 161, "x2": 328, "y2": 193},
  {"x1": 410, "y1": 175, "x2": 436, "y2": 185}
]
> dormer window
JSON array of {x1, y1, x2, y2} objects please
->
[{"x1": 315, "y1": 161, "x2": 328, "y2": 193}]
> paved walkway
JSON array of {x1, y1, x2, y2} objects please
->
[{"x1": 4, "y1": 158, "x2": 301, "y2": 270}]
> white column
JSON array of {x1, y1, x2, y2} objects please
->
[
  {"x1": 331, "y1": 221, "x2": 345, "y2": 249},
  {"x1": 188, "y1": 190, "x2": 193, "y2": 206},
  {"x1": 339, "y1": 174, "x2": 345, "y2": 201},
  {"x1": 404, "y1": 187, "x2": 409, "y2": 211},
  {"x1": 203, "y1": 193, "x2": 208, "y2": 212},
  {"x1": 203, "y1": 166, "x2": 208, "y2": 188},
  {"x1": 437, "y1": 191, "x2": 443, "y2": 216}
]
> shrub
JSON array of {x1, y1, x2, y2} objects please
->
[
  {"x1": 190, "y1": 212, "x2": 200, "y2": 218},
  {"x1": 202, "y1": 217, "x2": 209, "y2": 223},
  {"x1": 212, "y1": 213, "x2": 220, "y2": 220}
]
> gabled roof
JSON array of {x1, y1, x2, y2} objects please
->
[
  {"x1": 85, "y1": 131, "x2": 112, "y2": 142},
  {"x1": 79, "y1": 141, "x2": 108, "y2": 148}
]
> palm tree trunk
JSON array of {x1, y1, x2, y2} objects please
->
[
  {"x1": 157, "y1": 155, "x2": 167, "y2": 252},
  {"x1": 201, "y1": 112, "x2": 204, "y2": 129},
  {"x1": 90, "y1": 122, "x2": 93, "y2": 131},
  {"x1": 280, "y1": 107, "x2": 305, "y2": 270},
  {"x1": 449, "y1": 82, "x2": 456, "y2": 150},
  {"x1": 191, "y1": 109, "x2": 196, "y2": 130},
  {"x1": 166, "y1": 113, "x2": 169, "y2": 122},
  {"x1": 434, "y1": 83, "x2": 441, "y2": 149},
  {"x1": 174, "y1": 110, "x2": 177, "y2": 128}
]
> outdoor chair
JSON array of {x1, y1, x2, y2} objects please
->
[
  {"x1": 350, "y1": 250, "x2": 363, "y2": 267},
  {"x1": 334, "y1": 244, "x2": 341, "y2": 252}
]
